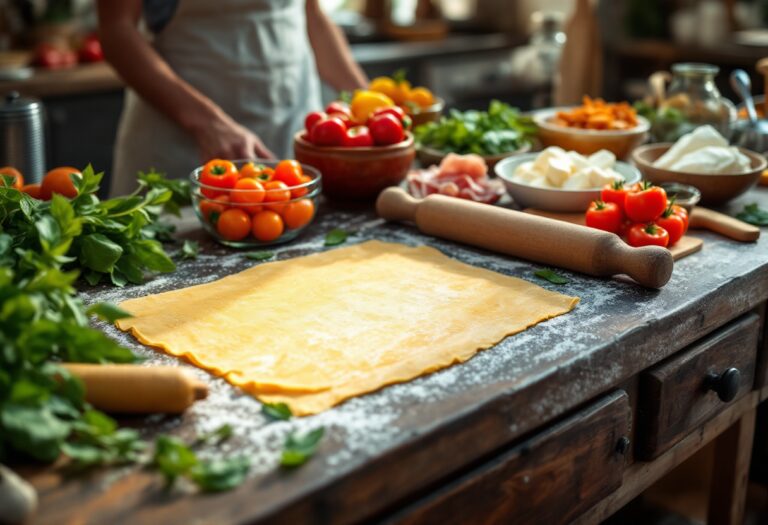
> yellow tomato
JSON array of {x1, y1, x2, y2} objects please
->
[
  {"x1": 393, "y1": 79, "x2": 412, "y2": 106},
  {"x1": 350, "y1": 90, "x2": 394, "y2": 123},
  {"x1": 407, "y1": 86, "x2": 435, "y2": 108},
  {"x1": 368, "y1": 77, "x2": 399, "y2": 102}
]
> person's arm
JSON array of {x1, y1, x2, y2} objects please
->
[
  {"x1": 305, "y1": 0, "x2": 368, "y2": 92},
  {"x1": 96, "y1": 0, "x2": 274, "y2": 161}
]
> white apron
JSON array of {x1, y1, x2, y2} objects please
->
[{"x1": 110, "y1": 0, "x2": 321, "y2": 196}]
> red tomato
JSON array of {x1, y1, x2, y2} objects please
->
[
  {"x1": 305, "y1": 111, "x2": 326, "y2": 134},
  {"x1": 252, "y1": 211, "x2": 284, "y2": 242},
  {"x1": 40, "y1": 167, "x2": 81, "y2": 200},
  {"x1": 600, "y1": 180, "x2": 629, "y2": 212},
  {"x1": 21, "y1": 183, "x2": 41, "y2": 199},
  {"x1": 78, "y1": 36, "x2": 104, "y2": 63},
  {"x1": 273, "y1": 160, "x2": 304, "y2": 186},
  {"x1": 344, "y1": 126, "x2": 374, "y2": 147},
  {"x1": 368, "y1": 113, "x2": 404, "y2": 146},
  {"x1": 216, "y1": 208, "x2": 251, "y2": 241},
  {"x1": 282, "y1": 199, "x2": 315, "y2": 229},
  {"x1": 0, "y1": 167, "x2": 23, "y2": 189},
  {"x1": 627, "y1": 223, "x2": 669, "y2": 248},
  {"x1": 655, "y1": 212, "x2": 685, "y2": 246},
  {"x1": 310, "y1": 117, "x2": 347, "y2": 146},
  {"x1": 624, "y1": 183, "x2": 667, "y2": 223},
  {"x1": 371, "y1": 105, "x2": 406, "y2": 122},
  {"x1": 671, "y1": 204, "x2": 689, "y2": 233},
  {"x1": 200, "y1": 159, "x2": 238, "y2": 198},
  {"x1": 585, "y1": 200, "x2": 623, "y2": 234},
  {"x1": 325, "y1": 101, "x2": 350, "y2": 115},
  {"x1": 34, "y1": 43, "x2": 76, "y2": 69}
]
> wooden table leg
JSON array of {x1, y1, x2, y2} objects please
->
[{"x1": 708, "y1": 408, "x2": 757, "y2": 525}]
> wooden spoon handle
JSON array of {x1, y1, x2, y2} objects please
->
[
  {"x1": 376, "y1": 188, "x2": 673, "y2": 288},
  {"x1": 689, "y1": 207, "x2": 760, "y2": 242}
]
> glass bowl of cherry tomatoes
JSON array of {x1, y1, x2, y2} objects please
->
[{"x1": 190, "y1": 159, "x2": 321, "y2": 247}]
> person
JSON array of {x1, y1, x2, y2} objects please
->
[{"x1": 97, "y1": 0, "x2": 368, "y2": 196}]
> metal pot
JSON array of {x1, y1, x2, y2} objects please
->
[{"x1": 0, "y1": 91, "x2": 46, "y2": 183}]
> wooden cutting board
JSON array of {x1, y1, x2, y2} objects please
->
[{"x1": 524, "y1": 209, "x2": 703, "y2": 261}]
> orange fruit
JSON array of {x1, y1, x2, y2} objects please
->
[
  {"x1": 0, "y1": 167, "x2": 23, "y2": 189},
  {"x1": 21, "y1": 183, "x2": 41, "y2": 199},
  {"x1": 252, "y1": 211, "x2": 284, "y2": 242},
  {"x1": 407, "y1": 87, "x2": 435, "y2": 108},
  {"x1": 282, "y1": 199, "x2": 315, "y2": 230},
  {"x1": 40, "y1": 166, "x2": 81, "y2": 200},
  {"x1": 216, "y1": 208, "x2": 251, "y2": 241}
]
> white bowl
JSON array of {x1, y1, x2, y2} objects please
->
[{"x1": 495, "y1": 152, "x2": 642, "y2": 212}]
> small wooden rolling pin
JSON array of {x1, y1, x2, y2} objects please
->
[
  {"x1": 376, "y1": 188, "x2": 674, "y2": 289},
  {"x1": 63, "y1": 364, "x2": 209, "y2": 414},
  {"x1": 689, "y1": 207, "x2": 760, "y2": 242}
]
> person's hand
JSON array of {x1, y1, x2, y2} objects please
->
[{"x1": 191, "y1": 114, "x2": 275, "y2": 161}]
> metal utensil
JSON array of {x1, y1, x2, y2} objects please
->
[
  {"x1": 0, "y1": 91, "x2": 46, "y2": 183},
  {"x1": 730, "y1": 69, "x2": 768, "y2": 151}
]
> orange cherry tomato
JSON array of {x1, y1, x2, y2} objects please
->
[
  {"x1": 251, "y1": 210, "x2": 284, "y2": 242},
  {"x1": 290, "y1": 174, "x2": 313, "y2": 198},
  {"x1": 200, "y1": 159, "x2": 238, "y2": 198},
  {"x1": 263, "y1": 180, "x2": 290, "y2": 202},
  {"x1": 0, "y1": 167, "x2": 24, "y2": 189},
  {"x1": 255, "y1": 167, "x2": 275, "y2": 184},
  {"x1": 273, "y1": 160, "x2": 304, "y2": 187},
  {"x1": 40, "y1": 167, "x2": 81, "y2": 200},
  {"x1": 216, "y1": 208, "x2": 251, "y2": 241},
  {"x1": 231, "y1": 178, "x2": 265, "y2": 204},
  {"x1": 282, "y1": 199, "x2": 315, "y2": 229},
  {"x1": 239, "y1": 162, "x2": 263, "y2": 179},
  {"x1": 199, "y1": 195, "x2": 230, "y2": 222},
  {"x1": 21, "y1": 183, "x2": 41, "y2": 199}
]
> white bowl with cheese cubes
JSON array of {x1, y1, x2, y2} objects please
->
[{"x1": 495, "y1": 146, "x2": 642, "y2": 212}]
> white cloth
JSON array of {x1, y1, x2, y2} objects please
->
[{"x1": 111, "y1": 0, "x2": 321, "y2": 196}]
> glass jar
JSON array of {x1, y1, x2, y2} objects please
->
[{"x1": 656, "y1": 63, "x2": 736, "y2": 141}]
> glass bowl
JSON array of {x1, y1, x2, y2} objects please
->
[{"x1": 190, "y1": 159, "x2": 322, "y2": 248}]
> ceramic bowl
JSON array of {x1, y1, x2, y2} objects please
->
[
  {"x1": 409, "y1": 97, "x2": 445, "y2": 128},
  {"x1": 293, "y1": 131, "x2": 415, "y2": 201},
  {"x1": 495, "y1": 152, "x2": 642, "y2": 212},
  {"x1": 632, "y1": 143, "x2": 767, "y2": 204},
  {"x1": 190, "y1": 160, "x2": 321, "y2": 248},
  {"x1": 416, "y1": 142, "x2": 532, "y2": 170},
  {"x1": 533, "y1": 107, "x2": 650, "y2": 160}
]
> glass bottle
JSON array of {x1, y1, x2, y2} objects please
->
[{"x1": 657, "y1": 63, "x2": 736, "y2": 141}]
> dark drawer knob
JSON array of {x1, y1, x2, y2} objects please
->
[
  {"x1": 615, "y1": 436, "x2": 631, "y2": 456},
  {"x1": 705, "y1": 368, "x2": 741, "y2": 402}
]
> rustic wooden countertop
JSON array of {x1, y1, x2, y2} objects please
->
[{"x1": 22, "y1": 187, "x2": 768, "y2": 524}]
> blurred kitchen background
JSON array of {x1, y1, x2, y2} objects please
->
[{"x1": 1, "y1": 0, "x2": 768, "y2": 175}]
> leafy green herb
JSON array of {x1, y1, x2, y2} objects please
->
[
  {"x1": 533, "y1": 269, "x2": 569, "y2": 285},
  {"x1": 152, "y1": 431, "x2": 250, "y2": 492},
  {"x1": 736, "y1": 203, "x2": 768, "y2": 226},
  {"x1": 193, "y1": 424, "x2": 234, "y2": 446},
  {"x1": 137, "y1": 170, "x2": 191, "y2": 217},
  {"x1": 324, "y1": 229, "x2": 349, "y2": 246},
  {"x1": 262, "y1": 402, "x2": 292, "y2": 421},
  {"x1": 180, "y1": 240, "x2": 199, "y2": 260},
  {"x1": 245, "y1": 251, "x2": 275, "y2": 261},
  {"x1": 414, "y1": 100, "x2": 536, "y2": 156},
  {"x1": 86, "y1": 303, "x2": 133, "y2": 323},
  {"x1": 280, "y1": 428, "x2": 325, "y2": 467}
]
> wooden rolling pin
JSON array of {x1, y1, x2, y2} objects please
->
[
  {"x1": 63, "y1": 364, "x2": 208, "y2": 414},
  {"x1": 689, "y1": 207, "x2": 760, "y2": 242},
  {"x1": 376, "y1": 188, "x2": 674, "y2": 288}
]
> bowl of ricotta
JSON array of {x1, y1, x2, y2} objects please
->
[
  {"x1": 632, "y1": 125, "x2": 767, "y2": 204},
  {"x1": 495, "y1": 146, "x2": 642, "y2": 212}
]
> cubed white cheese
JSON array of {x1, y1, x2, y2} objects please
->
[
  {"x1": 528, "y1": 176, "x2": 552, "y2": 188},
  {"x1": 587, "y1": 150, "x2": 616, "y2": 170},
  {"x1": 566, "y1": 151, "x2": 591, "y2": 171},
  {"x1": 532, "y1": 146, "x2": 567, "y2": 173},
  {"x1": 561, "y1": 170, "x2": 592, "y2": 189},
  {"x1": 545, "y1": 156, "x2": 573, "y2": 187}
]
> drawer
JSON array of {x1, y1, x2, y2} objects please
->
[
  {"x1": 638, "y1": 313, "x2": 759, "y2": 460},
  {"x1": 386, "y1": 391, "x2": 630, "y2": 525}
]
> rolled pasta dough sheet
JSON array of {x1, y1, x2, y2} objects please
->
[{"x1": 117, "y1": 241, "x2": 578, "y2": 415}]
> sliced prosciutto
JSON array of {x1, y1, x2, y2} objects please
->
[{"x1": 407, "y1": 153, "x2": 504, "y2": 204}]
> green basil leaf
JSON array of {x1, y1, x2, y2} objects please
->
[
  {"x1": 280, "y1": 428, "x2": 324, "y2": 467},
  {"x1": 86, "y1": 303, "x2": 133, "y2": 323},
  {"x1": 79, "y1": 233, "x2": 124, "y2": 273},
  {"x1": 735, "y1": 203, "x2": 768, "y2": 226},
  {"x1": 153, "y1": 435, "x2": 199, "y2": 486},
  {"x1": 245, "y1": 251, "x2": 274, "y2": 261},
  {"x1": 533, "y1": 269, "x2": 569, "y2": 285},
  {"x1": 190, "y1": 456, "x2": 250, "y2": 492},
  {"x1": 131, "y1": 240, "x2": 176, "y2": 273},
  {"x1": 181, "y1": 240, "x2": 199, "y2": 260},
  {"x1": 1, "y1": 403, "x2": 70, "y2": 462},
  {"x1": 262, "y1": 402, "x2": 292, "y2": 421},
  {"x1": 324, "y1": 229, "x2": 349, "y2": 246},
  {"x1": 194, "y1": 424, "x2": 233, "y2": 446}
]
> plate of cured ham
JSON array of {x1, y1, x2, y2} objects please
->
[{"x1": 406, "y1": 153, "x2": 505, "y2": 204}]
